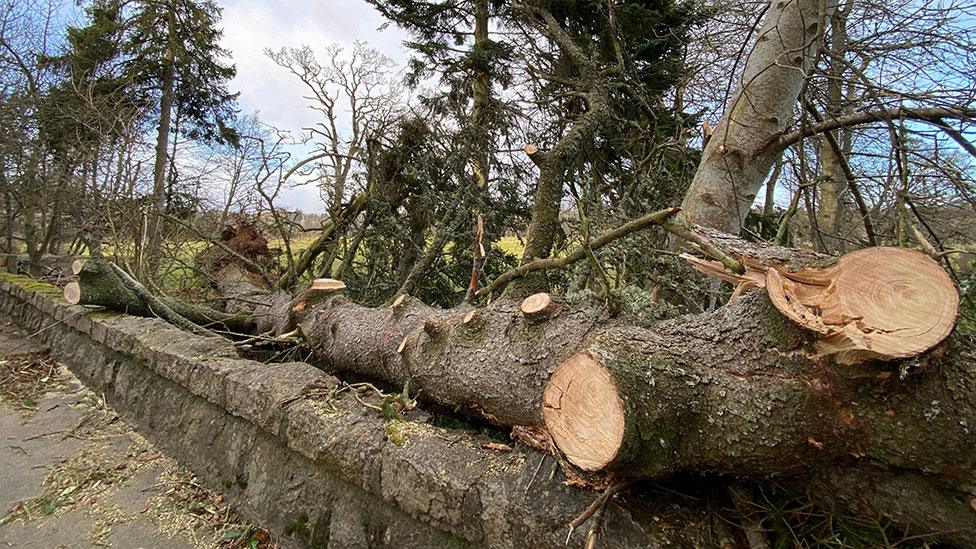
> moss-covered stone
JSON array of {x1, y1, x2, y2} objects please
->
[{"x1": 0, "y1": 273, "x2": 65, "y2": 301}]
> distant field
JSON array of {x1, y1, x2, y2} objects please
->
[
  {"x1": 270, "y1": 233, "x2": 525, "y2": 259},
  {"x1": 21, "y1": 232, "x2": 527, "y2": 291},
  {"x1": 496, "y1": 236, "x2": 524, "y2": 257}
]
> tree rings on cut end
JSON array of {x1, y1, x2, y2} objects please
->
[
  {"x1": 63, "y1": 282, "x2": 81, "y2": 305},
  {"x1": 71, "y1": 258, "x2": 87, "y2": 276},
  {"x1": 542, "y1": 351, "x2": 626, "y2": 471},
  {"x1": 766, "y1": 247, "x2": 959, "y2": 363},
  {"x1": 520, "y1": 292, "x2": 557, "y2": 319}
]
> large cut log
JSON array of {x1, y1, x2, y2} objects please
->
[
  {"x1": 72, "y1": 244, "x2": 964, "y2": 474},
  {"x1": 297, "y1": 293, "x2": 602, "y2": 426},
  {"x1": 64, "y1": 258, "x2": 252, "y2": 333},
  {"x1": 541, "y1": 292, "x2": 967, "y2": 474},
  {"x1": 300, "y1": 280, "x2": 965, "y2": 485},
  {"x1": 543, "y1": 242, "x2": 960, "y2": 473}
]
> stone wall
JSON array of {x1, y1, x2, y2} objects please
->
[{"x1": 0, "y1": 274, "x2": 704, "y2": 548}]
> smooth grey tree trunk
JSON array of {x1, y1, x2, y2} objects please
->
[{"x1": 682, "y1": 0, "x2": 833, "y2": 233}]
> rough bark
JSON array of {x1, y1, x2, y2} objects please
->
[
  {"x1": 294, "y1": 267, "x2": 960, "y2": 476},
  {"x1": 682, "y1": 0, "x2": 833, "y2": 233},
  {"x1": 545, "y1": 289, "x2": 968, "y2": 471},
  {"x1": 810, "y1": 464, "x2": 976, "y2": 547},
  {"x1": 508, "y1": 159, "x2": 566, "y2": 297},
  {"x1": 298, "y1": 293, "x2": 602, "y2": 426},
  {"x1": 545, "y1": 293, "x2": 975, "y2": 544}
]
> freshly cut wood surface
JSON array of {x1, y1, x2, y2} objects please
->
[
  {"x1": 309, "y1": 278, "x2": 346, "y2": 292},
  {"x1": 63, "y1": 281, "x2": 81, "y2": 304},
  {"x1": 71, "y1": 258, "x2": 87, "y2": 276},
  {"x1": 766, "y1": 247, "x2": 958, "y2": 363},
  {"x1": 686, "y1": 246, "x2": 959, "y2": 363},
  {"x1": 542, "y1": 351, "x2": 625, "y2": 471},
  {"x1": 520, "y1": 292, "x2": 557, "y2": 318}
]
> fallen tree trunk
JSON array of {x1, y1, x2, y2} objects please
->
[
  {"x1": 298, "y1": 260, "x2": 974, "y2": 545},
  {"x1": 64, "y1": 258, "x2": 252, "y2": 333},
  {"x1": 296, "y1": 292, "x2": 602, "y2": 426},
  {"x1": 543, "y1": 292, "x2": 970, "y2": 475},
  {"x1": 74, "y1": 244, "x2": 966, "y2": 477},
  {"x1": 71, "y1": 237, "x2": 974, "y2": 543}
]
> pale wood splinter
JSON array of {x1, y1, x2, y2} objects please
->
[{"x1": 309, "y1": 278, "x2": 346, "y2": 293}]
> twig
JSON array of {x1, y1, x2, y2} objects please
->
[
  {"x1": 107, "y1": 262, "x2": 210, "y2": 335},
  {"x1": 23, "y1": 429, "x2": 66, "y2": 441},
  {"x1": 568, "y1": 181, "x2": 611, "y2": 301},
  {"x1": 566, "y1": 479, "x2": 639, "y2": 544},
  {"x1": 583, "y1": 500, "x2": 608, "y2": 549},
  {"x1": 729, "y1": 485, "x2": 772, "y2": 549},
  {"x1": 478, "y1": 207, "x2": 681, "y2": 298},
  {"x1": 233, "y1": 329, "x2": 299, "y2": 347},
  {"x1": 525, "y1": 454, "x2": 547, "y2": 494},
  {"x1": 353, "y1": 391, "x2": 383, "y2": 412},
  {"x1": 664, "y1": 218, "x2": 745, "y2": 274}
]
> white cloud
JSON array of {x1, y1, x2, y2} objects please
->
[{"x1": 216, "y1": 0, "x2": 411, "y2": 212}]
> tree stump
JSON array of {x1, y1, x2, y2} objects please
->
[{"x1": 520, "y1": 292, "x2": 559, "y2": 320}]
